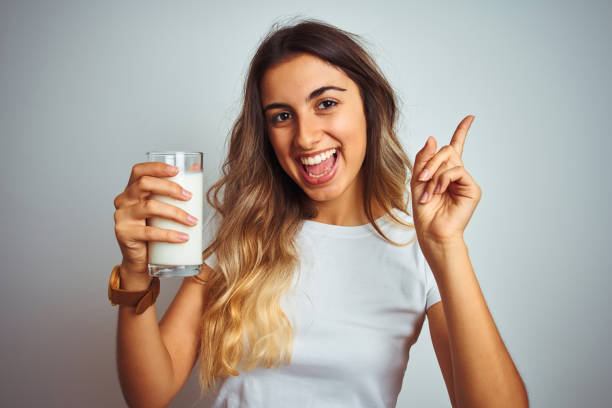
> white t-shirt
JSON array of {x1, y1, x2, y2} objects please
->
[{"x1": 202, "y1": 209, "x2": 441, "y2": 407}]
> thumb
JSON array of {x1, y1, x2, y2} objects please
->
[{"x1": 414, "y1": 136, "x2": 437, "y2": 177}]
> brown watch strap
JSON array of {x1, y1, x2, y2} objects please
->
[{"x1": 108, "y1": 264, "x2": 160, "y2": 314}]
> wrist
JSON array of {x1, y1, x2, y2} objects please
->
[
  {"x1": 119, "y1": 264, "x2": 153, "y2": 291},
  {"x1": 419, "y1": 233, "x2": 465, "y2": 250},
  {"x1": 108, "y1": 264, "x2": 160, "y2": 314},
  {"x1": 418, "y1": 235, "x2": 467, "y2": 265}
]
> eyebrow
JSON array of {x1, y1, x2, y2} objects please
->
[{"x1": 263, "y1": 86, "x2": 347, "y2": 112}]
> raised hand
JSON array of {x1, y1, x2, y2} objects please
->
[{"x1": 410, "y1": 115, "x2": 482, "y2": 245}]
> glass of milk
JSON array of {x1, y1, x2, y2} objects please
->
[{"x1": 146, "y1": 152, "x2": 204, "y2": 278}]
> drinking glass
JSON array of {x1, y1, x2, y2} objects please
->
[{"x1": 146, "y1": 152, "x2": 203, "y2": 278}]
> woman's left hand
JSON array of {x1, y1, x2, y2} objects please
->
[{"x1": 410, "y1": 115, "x2": 482, "y2": 246}]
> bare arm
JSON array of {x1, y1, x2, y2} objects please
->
[
  {"x1": 423, "y1": 240, "x2": 529, "y2": 408},
  {"x1": 427, "y1": 302, "x2": 457, "y2": 408},
  {"x1": 116, "y1": 263, "x2": 213, "y2": 408}
]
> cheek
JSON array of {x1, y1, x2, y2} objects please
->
[
  {"x1": 268, "y1": 133, "x2": 285, "y2": 155},
  {"x1": 329, "y1": 109, "x2": 367, "y2": 154},
  {"x1": 268, "y1": 135, "x2": 294, "y2": 172}
]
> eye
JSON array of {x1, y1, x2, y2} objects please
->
[
  {"x1": 271, "y1": 111, "x2": 292, "y2": 124},
  {"x1": 317, "y1": 99, "x2": 337, "y2": 110}
]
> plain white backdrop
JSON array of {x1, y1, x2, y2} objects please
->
[{"x1": 1, "y1": 0, "x2": 610, "y2": 406}]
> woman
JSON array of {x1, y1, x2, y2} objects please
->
[{"x1": 111, "y1": 19, "x2": 528, "y2": 407}]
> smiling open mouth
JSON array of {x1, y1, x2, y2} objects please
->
[
  {"x1": 296, "y1": 148, "x2": 340, "y2": 185},
  {"x1": 299, "y1": 148, "x2": 337, "y2": 177}
]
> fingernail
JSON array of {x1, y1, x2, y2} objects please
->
[
  {"x1": 187, "y1": 215, "x2": 197, "y2": 224},
  {"x1": 420, "y1": 191, "x2": 429, "y2": 204},
  {"x1": 177, "y1": 232, "x2": 189, "y2": 241},
  {"x1": 167, "y1": 165, "x2": 178, "y2": 173},
  {"x1": 182, "y1": 189, "x2": 192, "y2": 198},
  {"x1": 418, "y1": 169, "x2": 430, "y2": 181},
  {"x1": 434, "y1": 183, "x2": 441, "y2": 194}
]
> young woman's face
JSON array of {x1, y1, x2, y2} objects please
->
[{"x1": 260, "y1": 53, "x2": 367, "y2": 206}]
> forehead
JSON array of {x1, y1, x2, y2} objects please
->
[{"x1": 260, "y1": 54, "x2": 354, "y2": 103}]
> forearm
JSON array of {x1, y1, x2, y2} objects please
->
[
  {"x1": 422, "y1": 240, "x2": 528, "y2": 408},
  {"x1": 116, "y1": 266, "x2": 176, "y2": 408}
]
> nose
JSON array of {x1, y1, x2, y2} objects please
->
[{"x1": 294, "y1": 114, "x2": 323, "y2": 151}]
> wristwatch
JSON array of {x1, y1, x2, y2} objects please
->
[{"x1": 108, "y1": 264, "x2": 160, "y2": 314}]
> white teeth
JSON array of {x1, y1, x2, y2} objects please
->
[{"x1": 300, "y1": 148, "x2": 337, "y2": 165}]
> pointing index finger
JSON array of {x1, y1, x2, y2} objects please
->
[{"x1": 450, "y1": 115, "x2": 475, "y2": 158}]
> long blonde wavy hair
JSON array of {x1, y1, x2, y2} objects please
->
[{"x1": 197, "y1": 19, "x2": 416, "y2": 395}]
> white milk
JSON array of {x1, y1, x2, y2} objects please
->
[{"x1": 148, "y1": 171, "x2": 203, "y2": 266}]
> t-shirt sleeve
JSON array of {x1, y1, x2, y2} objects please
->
[
  {"x1": 414, "y1": 237, "x2": 442, "y2": 311},
  {"x1": 424, "y1": 258, "x2": 442, "y2": 310},
  {"x1": 202, "y1": 210, "x2": 221, "y2": 269}
]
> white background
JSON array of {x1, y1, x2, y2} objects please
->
[{"x1": 1, "y1": 0, "x2": 610, "y2": 406}]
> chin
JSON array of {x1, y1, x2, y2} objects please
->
[
  {"x1": 298, "y1": 180, "x2": 345, "y2": 203},
  {"x1": 304, "y1": 190, "x2": 338, "y2": 203}
]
